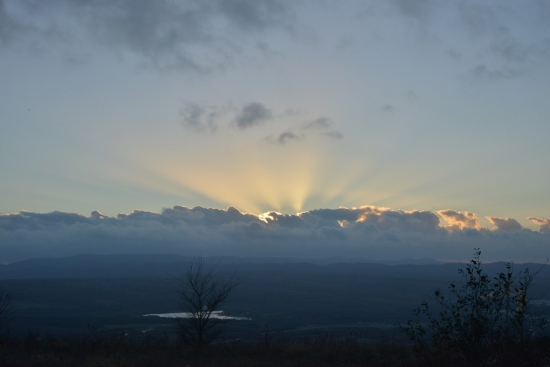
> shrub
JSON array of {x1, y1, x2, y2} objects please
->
[{"x1": 401, "y1": 249, "x2": 547, "y2": 364}]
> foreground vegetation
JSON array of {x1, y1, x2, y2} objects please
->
[
  {"x1": 0, "y1": 332, "x2": 549, "y2": 367},
  {"x1": 1, "y1": 250, "x2": 548, "y2": 366},
  {"x1": 401, "y1": 249, "x2": 548, "y2": 366}
]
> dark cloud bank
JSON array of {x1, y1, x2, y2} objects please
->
[{"x1": 0, "y1": 206, "x2": 548, "y2": 263}]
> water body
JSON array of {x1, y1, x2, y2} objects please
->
[{"x1": 143, "y1": 311, "x2": 251, "y2": 320}]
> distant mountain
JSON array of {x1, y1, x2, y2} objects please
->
[
  {"x1": 379, "y1": 257, "x2": 443, "y2": 265},
  {"x1": 0, "y1": 253, "x2": 544, "y2": 280},
  {"x1": 295, "y1": 256, "x2": 443, "y2": 266}
]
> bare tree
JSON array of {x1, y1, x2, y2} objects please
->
[
  {"x1": 0, "y1": 287, "x2": 13, "y2": 335},
  {"x1": 173, "y1": 257, "x2": 241, "y2": 349}
]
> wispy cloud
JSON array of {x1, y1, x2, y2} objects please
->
[
  {"x1": 388, "y1": 0, "x2": 440, "y2": 23},
  {"x1": 302, "y1": 118, "x2": 333, "y2": 131},
  {"x1": 265, "y1": 131, "x2": 304, "y2": 145},
  {"x1": 381, "y1": 105, "x2": 395, "y2": 114},
  {"x1": 266, "y1": 117, "x2": 343, "y2": 145},
  {"x1": 302, "y1": 117, "x2": 343, "y2": 139},
  {"x1": 179, "y1": 102, "x2": 226, "y2": 133},
  {"x1": 469, "y1": 64, "x2": 523, "y2": 81},
  {"x1": 383, "y1": 0, "x2": 550, "y2": 81}
]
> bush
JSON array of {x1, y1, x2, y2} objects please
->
[{"x1": 401, "y1": 249, "x2": 547, "y2": 364}]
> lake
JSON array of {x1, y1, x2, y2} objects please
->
[{"x1": 144, "y1": 310, "x2": 251, "y2": 320}]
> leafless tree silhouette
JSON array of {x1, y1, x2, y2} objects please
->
[{"x1": 174, "y1": 257, "x2": 241, "y2": 349}]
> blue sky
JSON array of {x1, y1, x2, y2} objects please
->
[{"x1": 1, "y1": 0, "x2": 549, "y2": 262}]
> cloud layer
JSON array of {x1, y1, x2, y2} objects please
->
[
  {"x1": 1, "y1": 205, "x2": 548, "y2": 263},
  {"x1": 0, "y1": 0, "x2": 296, "y2": 71},
  {"x1": 2, "y1": 0, "x2": 548, "y2": 79}
]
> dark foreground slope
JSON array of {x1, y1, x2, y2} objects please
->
[{"x1": 1, "y1": 332, "x2": 549, "y2": 367}]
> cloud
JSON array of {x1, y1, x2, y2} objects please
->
[
  {"x1": 265, "y1": 117, "x2": 343, "y2": 145},
  {"x1": 179, "y1": 102, "x2": 224, "y2": 133},
  {"x1": 457, "y1": 2, "x2": 498, "y2": 38},
  {"x1": 388, "y1": 0, "x2": 439, "y2": 22},
  {"x1": 234, "y1": 102, "x2": 272, "y2": 129},
  {"x1": 347, "y1": 206, "x2": 441, "y2": 233},
  {"x1": 447, "y1": 49, "x2": 462, "y2": 60},
  {"x1": 265, "y1": 131, "x2": 304, "y2": 145},
  {"x1": 381, "y1": 105, "x2": 395, "y2": 113},
  {"x1": 219, "y1": 0, "x2": 295, "y2": 33},
  {"x1": 323, "y1": 131, "x2": 343, "y2": 139},
  {"x1": 458, "y1": 1, "x2": 544, "y2": 64},
  {"x1": 437, "y1": 210, "x2": 481, "y2": 230},
  {"x1": 301, "y1": 117, "x2": 343, "y2": 139},
  {"x1": 1, "y1": 205, "x2": 548, "y2": 263},
  {"x1": 528, "y1": 217, "x2": 550, "y2": 234},
  {"x1": 383, "y1": 0, "x2": 550, "y2": 81},
  {"x1": 469, "y1": 64, "x2": 522, "y2": 81},
  {"x1": 178, "y1": 102, "x2": 343, "y2": 143},
  {"x1": 457, "y1": 1, "x2": 550, "y2": 80},
  {"x1": 405, "y1": 90, "x2": 418, "y2": 102},
  {"x1": 302, "y1": 118, "x2": 333, "y2": 131},
  {"x1": 179, "y1": 101, "x2": 280, "y2": 133},
  {"x1": 486, "y1": 216, "x2": 523, "y2": 232},
  {"x1": 7, "y1": 0, "x2": 547, "y2": 78},
  {"x1": 162, "y1": 205, "x2": 259, "y2": 227},
  {"x1": 0, "y1": 0, "x2": 27, "y2": 45},
  {"x1": 0, "y1": 0, "x2": 296, "y2": 71}
]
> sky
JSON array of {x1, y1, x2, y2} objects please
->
[{"x1": 0, "y1": 0, "x2": 549, "y2": 263}]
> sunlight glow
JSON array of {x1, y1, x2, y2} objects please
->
[{"x1": 107, "y1": 132, "x2": 450, "y2": 216}]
